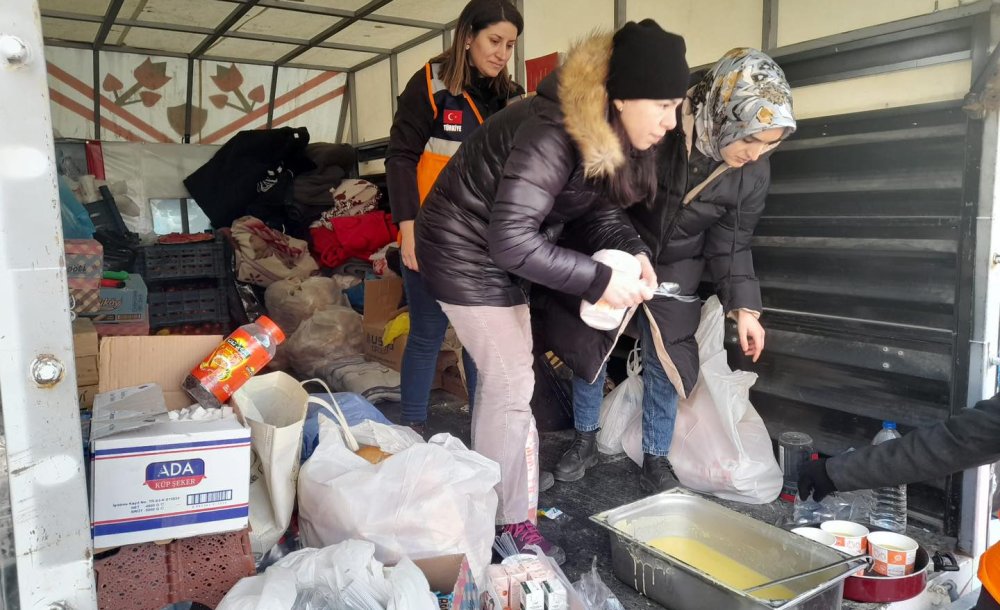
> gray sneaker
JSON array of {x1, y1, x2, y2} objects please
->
[{"x1": 539, "y1": 470, "x2": 554, "y2": 492}]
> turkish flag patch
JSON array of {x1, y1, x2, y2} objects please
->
[{"x1": 444, "y1": 110, "x2": 463, "y2": 124}]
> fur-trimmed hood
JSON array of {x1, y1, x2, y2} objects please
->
[{"x1": 536, "y1": 32, "x2": 623, "y2": 180}]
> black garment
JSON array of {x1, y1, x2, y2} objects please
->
[
  {"x1": 536, "y1": 125, "x2": 770, "y2": 393},
  {"x1": 385, "y1": 65, "x2": 523, "y2": 224},
  {"x1": 414, "y1": 33, "x2": 651, "y2": 308},
  {"x1": 287, "y1": 143, "x2": 356, "y2": 235},
  {"x1": 184, "y1": 127, "x2": 313, "y2": 229},
  {"x1": 978, "y1": 588, "x2": 1000, "y2": 610},
  {"x1": 824, "y1": 394, "x2": 1000, "y2": 493}
]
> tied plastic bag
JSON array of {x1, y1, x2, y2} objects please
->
[
  {"x1": 217, "y1": 539, "x2": 438, "y2": 610},
  {"x1": 265, "y1": 277, "x2": 349, "y2": 335},
  {"x1": 285, "y1": 306, "x2": 364, "y2": 377},
  {"x1": 230, "y1": 372, "x2": 309, "y2": 560},
  {"x1": 596, "y1": 347, "x2": 642, "y2": 455},
  {"x1": 622, "y1": 297, "x2": 782, "y2": 504},
  {"x1": 298, "y1": 413, "x2": 500, "y2": 588},
  {"x1": 573, "y1": 558, "x2": 624, "y2": 610}
]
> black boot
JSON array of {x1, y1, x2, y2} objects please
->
[
  {"x1": 553, "y1": 430, "x2": 599, "y2": 482},
  {"x1": 640, "y1": 453, "x2": 679, "y2": 493}
]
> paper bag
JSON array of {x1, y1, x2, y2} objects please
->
[{"x1": 231, "y1": 372, "x2": 308, "y2": 559}]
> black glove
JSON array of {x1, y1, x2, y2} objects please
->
[{"x1": 797, "y1": 458, "x2": 837, "y2": 501}]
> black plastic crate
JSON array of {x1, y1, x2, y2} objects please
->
[
  {"x1": 139, "y1": 235, "x2": 226, "y2": 282},
  {"x1": 147, "y1": 282, "x2": 229, "y2": 330}
]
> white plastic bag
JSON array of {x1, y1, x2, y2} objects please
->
[
  {"x1": 596, "y1": 347, "x2": 642, "y2": 455},
  {"x1": 298, "y1": 417, "x2": 501, "y2": 588},
  {"x1": 623, "y1": 297, "x2": 782, "y2": 504},
  {"x1": 217, "y1": 539, "x2": 437, "y2": 610}
]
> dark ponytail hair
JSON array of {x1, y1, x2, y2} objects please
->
[
  {"x1": 601, "y1": 103, "x2": 658, "y2": 208},
  {"x1": 431, "y1": 0, "x2": 524, "y2": 97}
]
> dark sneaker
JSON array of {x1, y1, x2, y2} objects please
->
[
  {"x1": 640, "y1": 453, "x2": 679, "y2": 493},
  {"x1": 500, "y1": 521, "x2": 566, "y2": 565},
  {"x1": 404, "y1": 421, "x2": 427, "y2": 439},
  {"x1": 539, "y1": 470, "x2": 554, "y2": 492},
  {"x1": 553, "y1": 430, "x2": 599, "y2": 482}
]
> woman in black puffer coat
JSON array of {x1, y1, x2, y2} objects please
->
[
  {"x1": 539, "y1": 49, "x2": 797, "y2": 493},
  {"x1": 415, "y1": 21, "x2": 689, "y2": 561}
]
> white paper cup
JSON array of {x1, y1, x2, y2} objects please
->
[
  {"x1": 820, "y1": 520, "x2": 870, "y2": 555},
  {"x1": 792, "y1": 527, "x2": 837, "y2": 547},
  {"x1": 867, "y1": 531, "x2": 918, "y2": 576}
]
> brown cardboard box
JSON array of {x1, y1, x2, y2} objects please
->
[
  {"x1": 78, "y1": 384, "x2": 98, "y2": 409},
  {"x1": 362, "y1": 277, "x2": 408, "y2": 370},
  {"x1": 362, "y1": 277, "x2": 452, "y2": 386},
  {"x1": 76, "y1": 355, "x2": 99, "y2": 387},
  {"x1": 411, "y1": 554, "x2": 477, "y2": 610},
  {"x1": 98, "y1": 335, "x2": 223, "y2": 409},
  {"x1": 73, "y1": 317, "x2": 99, "y2": 357}
]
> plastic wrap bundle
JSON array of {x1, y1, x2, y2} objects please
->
[
  {"x1": 285, "y1": 306, "x2": 364, "y2": 377},
  {"x1": 265, "y1": 277, "x2": 348, "y2": 335}
]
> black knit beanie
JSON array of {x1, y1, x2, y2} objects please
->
[{"x1": 607, "y1": 19, "x2": 689, "y2": 100}]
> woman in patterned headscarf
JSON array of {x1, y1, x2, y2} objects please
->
[{"x1": 540, "y1": 48, "x2": 796, "y2": 494}]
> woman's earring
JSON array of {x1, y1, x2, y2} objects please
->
[
  {"x1": 465, "y1": 44, "x2": 470, "y2": 50},
  {"x1": 615, "y1": 102, "x2": 625, "y2": 112}
]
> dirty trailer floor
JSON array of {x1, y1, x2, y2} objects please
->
[{"x1": 378, "y1": 390, "x2": 953, "y2": 610}]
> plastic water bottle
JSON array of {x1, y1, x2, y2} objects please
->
[
  {"x1": 183, "y1": 316, "x2": 285, "y2": 408},
  {"x1": 870, "y1": 421, "x2": 907, "y2": 532}
]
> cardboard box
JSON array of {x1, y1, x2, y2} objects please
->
[
  {"x1": 362, "y1": 277, "x2": 407, "y2": 370},
  {"x1": 94, "y1": 308, "x2": 150, "y2": 337},
  {"x1": 97, "y1": 335, "x2": 221, "y2": 410},
  {"x1": 412, "y1": 554, "x2": 478, "y2": 610},
  {"x1": 65, "y1": 239, "x2": 103, "y2": 315},
  {"x1": 93, "y1": 273, "x2": 147, "y2": 323},
  {"x1": 76, "y1": 355, "x2": 99, "y2": 386},
  {"x1": 90, "y1": 384, "x2": 251, "y2": 549},
  {"x1": 91, "y1": 334, "x2": 248, "y2": 549},
  {"x1": 78, "y1": 384, "x2": 98, "y2": 409},
  {"x1": 362, "y1": 277, "x2": 455, "y2": 386},
  {"x1": 73, "y1": 318, "x2": 99, "y2": 357}
]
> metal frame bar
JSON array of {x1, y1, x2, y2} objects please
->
[
  {"x1": 274, "y1": 0, "x2": 398, "y2": 67},
  {"x1": 217, "y1": 0, "x2": 450, "y2": 30},
  {"x1": 95, "y1": 0, "x2": 125, "y2": 48},
  {"x1": 266, "y1": 64, "x2": 279, "y2": 128},
  {"x1": 183, "y1": 56, "x2": 194, "y2": 142},
  {"x1": 762, "y1": 0, "x2": 779, "y2": 50},
  {"x1": 91, "y1": 48, "x2": 101, "y2": 139},
  {"x1": 0, "y1": 1, "x2": 99, "y2": 607},
  {"x1": 614, "y1": 0, "x2": 627, "y2": 29},
  {"x1": 190, "y1": 0, "x2": 261, "y2": 59},
  {"x1": 348, "y1": 71, "x2": 358, "y2": 144},
  {"x1": 336, "y1": 85, "x2": 351, "y2": 143},
  {"x1": 514, "y1": 0, "x2": 525, "y2": 86},
  {"x1": 42, "y1": 10, "x2": 392, "y2": 54},
  {"x1": 443, "y1": 29, "x2": 452, "y2": 52},
  {"x1": 389, "y1": 52, "x2": 398, "y2": 115}
]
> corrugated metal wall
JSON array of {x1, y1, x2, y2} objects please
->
[
  {"x1": 741, "y1": 103, "x2": 971, "y2": 530},
  {"x1": 722, "y1": 8, "x2": 991, "y2": 533}
]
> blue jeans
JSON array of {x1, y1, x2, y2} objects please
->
[
  {"x1": 400, "y1": 266, "x2": 477, "y2": 423},
  {"x1": 572, "y1": 313, "x2": 679, "y2": 456}
]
